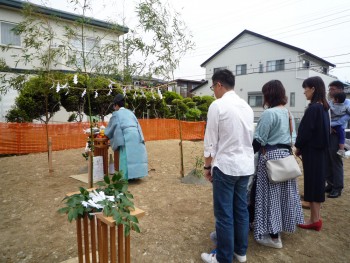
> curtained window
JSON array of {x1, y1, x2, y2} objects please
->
[{"x1": 1, "y1": 22, "x2": 21, "y2": 46}]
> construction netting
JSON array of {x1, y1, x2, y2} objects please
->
[{"x1": 0, "y1": 119, "x2": 206, "y2": 154}]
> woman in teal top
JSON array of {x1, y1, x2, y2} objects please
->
[
  {"x1": 105, "y1": 94, "x2": 148, "y2": 180},
  {"x1": 252, "y1": 80, "x2": 304, "y2": 249}
]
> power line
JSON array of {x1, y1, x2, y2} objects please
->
[
  {"x1": 183, "y1": 17, "x2": 350, "y2": 60},
  {"x1": 190, "y1": 8, "x2": 350, "y2": 52},
  {"x1": 323, "y1": 53, "x2": 350, "y2": 58},
  {"x1": 261, "y1": 9, "x2": 350, "y2": 35},
  {"x1": 334, "y1": 61, "x2": 350, "y2": 65}
]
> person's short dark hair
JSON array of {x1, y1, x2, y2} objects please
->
[
  {"x1": 261, "y1": 80, "x2": 287, "y2": 108},
  {"x1": 329, "y1": 80, "x2": 344, "y2": 90},
  {"x1": 333, "y1": 92, "x2": 346, "y2": 103},
  {"x1": 302, "y1": 76, "x2": 329, "y2": 110},
  {"x1": 212, "y1": 69, "x2": 235, "y2": 89},
  {"x1": 113, "y1": 94, "x2": 125, "y2": 107}
]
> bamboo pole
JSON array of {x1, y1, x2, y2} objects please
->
[
  {"x1": 125, "y1": 234, "x2": 131, "y2": 263},
  {"x1": 102, "y1": 224, "x2": 108, "y2": 263},
  {"x1": 90, "y1": 217, "x2": 97, "y2": 263},
  {"x1": 88, "y1": 151, "x2": 93, "y2": 188},
  {"x1": 118, "y1": 225, "x2": 124, "y2": 263},
  {"x1": 76, "y1": 218, "x2": 83, "y2": 263},
  {"x1": 48, "y1": 137, "x2": 54, "y2": 174},
  {"x1": 97, "y1": 219, "x2": 103, "y2": 263},
  {"x1": 110, "y1": 225, "x2": 116, "y2": 263},
  {"x1": 83, "y1": 215, "x2": 90, "y2": 263},
  {"x1": 178, "y1": 120, "x2": 184, "y2": 177}
]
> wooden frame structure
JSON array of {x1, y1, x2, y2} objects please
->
[
  {"x1": 66, "y1": 189, "x2": 144, "y2": 263},
  {"x1": 75, "y1": 208, "x2": 145, "y2": 263}
]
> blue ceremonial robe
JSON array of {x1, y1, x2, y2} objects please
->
[{"x1": 105, "y1": 108, "x2": 148, "y2": 179}]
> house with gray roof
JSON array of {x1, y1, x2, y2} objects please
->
[{"x1": 191, "y1": 29, "x2": 338, "y2": 120}]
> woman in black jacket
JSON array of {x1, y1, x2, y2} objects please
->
[{"x1": 295, "y1": 76, "x2": 330, "y2": 231}]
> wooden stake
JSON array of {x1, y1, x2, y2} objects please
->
[
  {"x1": 179, "y1": 120, "x2": 184, "y2": 177},
  {"x1": 76, "y1": 218, "x2": 83, "y2": 263},
  {"x1": 90, "y1": 216, "x2": 97, "y2": 263},
  {"x1": 125, "y1": 234, "x2": 131, "y2": 263},
  {"x1": 88, "y1": 151, "x2": 93, "y2": 188},
  {"x1": 48, "y1": 137, "x2": 54, "y2": 174},
  {"x1": 118, "y1": 224, "x2": 124, "y2": 263},
  {"x1": 83, "y1": 215, "x2": 90, "y2": 263}
]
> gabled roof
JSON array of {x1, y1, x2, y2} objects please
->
[
  {"x1": 175, "y1": 79, "x2": 205, "y2": 85},
  {"x1": 0, "y1": 0, "x2": 129, "y2": 34},
  {"x1": 200, "y1": 29, "x2": 335, "y2": 68},
  {"x1": 190, "y1": 80, "x2": 208, "y2": 93}
]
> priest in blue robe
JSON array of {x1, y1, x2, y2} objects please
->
[{"x1": 105, "y1": 94, "x2": 148, "y2": 180}]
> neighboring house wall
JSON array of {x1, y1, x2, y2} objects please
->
[
  {"x1": 169, "y1": 79, "x2": 205, "y2": 98},
  {"x1": 0, "y1": 8, "x2": 123, "y2": 71},
  {"x1": 192, "y1": 31, "x2": 337, "y2": 121},
  {"x1": 0, "y1": 2, "x2": 126, "y2": 122}
]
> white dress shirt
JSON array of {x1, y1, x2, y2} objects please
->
[{"x1": 204, "y1": 90, "x2": 255, "y2": 176}]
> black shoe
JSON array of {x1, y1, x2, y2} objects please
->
[
  {"x1": 325, "y1": 185, "x2": 333, "y2": 193},
  {"x1": 328, "y1": 190, "x2": 341, "y2": 198}
]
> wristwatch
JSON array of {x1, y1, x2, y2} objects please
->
[{"x1": 203, "y1": 165, "x2": 211, "y2": 170}]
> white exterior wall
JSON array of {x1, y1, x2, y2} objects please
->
[
  {"x1": 0, "y1": 6, "x2": 124, "y2": 122},
  {"x1": 193, "y1": 33, "x2": 337, "y2": 119},
  {"x1": 0, "y1": 8, "x2": 122, "y2": 71}
]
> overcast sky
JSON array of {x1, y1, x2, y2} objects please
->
[{"x1": 29, "y1": 0, "x2": 350, "y2": 82}]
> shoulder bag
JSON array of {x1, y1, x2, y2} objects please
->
[{"x1": 265, "y1": 110, "x2": 302, "y2": 183}]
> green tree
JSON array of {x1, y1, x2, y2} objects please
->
[
  {"x1": 171, "y1": 99, "x2": 189, "y2": 119},
  {"x1": 125, "y1": 0, "x2": 194, "y2": 81},
  {"x1": 193, "y1": 95, "x2": 215, "y2": 120},
  {"x1": 3, "y1": 0, "x2": 195, "y2": 123},
  {"x1": 3, "y1": 0, "x2": 127, "y2": 181},
  {"x1": 185, "y1": 108, "x2": 202, "y2": 121},
  {"x1": 83, "y1": 77, "x2": 123, "y2": 121},
  {"x1": 8, "y1": 0, "x2": 126, "y2": 114},
  {"x1": 5, "y1": 107, "x2": 32, "y2": 123},
  {"x1": 6, "y1": 74, "x2": 61, "y2": 123},
  {"x1": 59, "y1": 74, "x2": 86, "y2": 122},
  {"x1": 163, "y1": 91, "x2": 182, "y2": 105}
]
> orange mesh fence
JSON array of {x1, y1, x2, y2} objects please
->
[{"x1": 0, "y1": 119, "x2": 205, "y2": 154}]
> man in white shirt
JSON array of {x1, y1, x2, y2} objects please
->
[{"x1": 201, "y1": 69, "x2": 255, "y2": 263}]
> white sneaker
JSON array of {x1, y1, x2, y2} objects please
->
[
  {"x1": 210, "y1": 231, "x2": 217, "y2": 245},
  {"x1": 201, "y1": 252, "x2": 219, "y2": 263},
  {"x1": 234, "y1": 252, "x2": 247, "y2": 262},
  {"x1": 256, "y1": 234, "x2": 283, "y2": 249}
]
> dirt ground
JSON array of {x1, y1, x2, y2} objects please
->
[{"x1": 0, "y1": 140, "x2": 349, "y2": 263}]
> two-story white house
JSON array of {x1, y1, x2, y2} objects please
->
[
  {"x1": 0, "y1": 0, "x2": 128, "y2": 122},
  {"x1": 191, "y1": 29, "x2": 337, "y2": 121}
]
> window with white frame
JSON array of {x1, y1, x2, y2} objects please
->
[
  {"x1": 0, "y1": 22, "x2": 21, "y2": 46},
  {"x1": 236, "y1": 64, "x2": 247, "y2": 75},
  {"x1": 290, "y1": 92, "x2": 295, "y2": 107},
  {"x1": 213, "y1": 67, "x2": 227, "y2": 73},
  {"x1": 248, "y1": 92, "x2": 263, "y2": 107},
  {"x1": 266, "y1": 59, "x2": 284, "y2": 72},
  {"x1": 69, "y1": 36, "x2": 101, "y2": 68}
]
